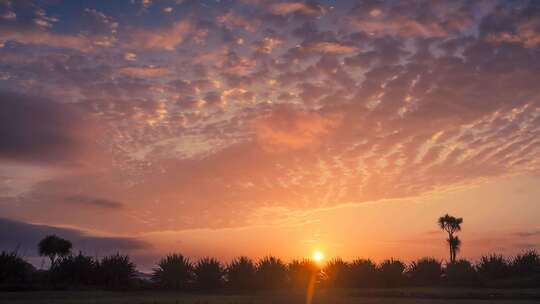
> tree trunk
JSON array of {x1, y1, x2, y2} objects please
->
[{"x1": 448, "y1": 233, "x2": 453, "y2": 263}]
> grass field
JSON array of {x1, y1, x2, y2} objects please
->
[{"x1": 1, "y1": 289, "x2": 539, "y2": 304}]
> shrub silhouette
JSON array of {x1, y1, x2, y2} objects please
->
[
  {"x1": 287, "y1": 259, "x2": 319, "y2": 289},
  {"x1": 255, "y1": 256, "x2": 287, "y2": 289},
  {"x1": 512, "y1": 250, "x2": 540, "y2": 277},
  {"x1": 407, "y1": 257, "x2": 442, "y2": 286},
  {"x1": 38, "y1": 235, "x2": 72, "y2": 268},
  {"x1": 0, "y1": 251, "x2": 35, "y2": 285},
  {"x1": 349, "y1": 259, "x2": 377, "y2": 288},
  {"x1": 378, "y1": 259, "x2": 406, "y2": 287},
  {"x1": 97, "y1": 253, "x2": 136, "y2": 289},
  {"x1": 194, "y1": 257, "x2": 224, "y2": 290},
  {"x1": 51, "y1": 252, "x2": 96, "y2": 286},
  {"x1": 226, "y1": 256, "x2": 256, "y2": 291},
  {"x1": 445, "y1": 259, "x2": 478, "y2": 286},
  {"x1": 476, "y1": 254, "x2": 510, "y2": 281},
  {"x1": 152, "y1": 253, "x2": 193, "y2": 290},
  {"x1": 323, "y1": 258, "x2": 350, "y2": 288}
]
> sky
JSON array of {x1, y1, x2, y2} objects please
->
[{"x1": 0, "y1": 0, "x2": 539, "y2": 271}]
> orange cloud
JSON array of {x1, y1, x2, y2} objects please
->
[
  {"x1": 486, "y1": 20, "x2": 540, "y2": 48},
  {"x1": 269, "y1": 2, "x2": 323, "y2": 16},
  {"x1": 255, "y1": 37, "x2": 283, "y2": 54},
  {"x1": 119, "y1": 66, "x2": 171, "y2": 77},
  {"x1": 349, "y1": 17, "x2": 449, "y2": 38},
  {"x1": 124, "y1": 20, "x2": 193, "y2": 50},
  {"x1": 303, "y1": 42, "x2": 357, "y2": 54},
  {"x1": 254, "y1": 106, "x2": 343, "y2": 152},
  {"x1": 0, "y1": 29, "x2": 98, "y2": 52},
  {"x1": 217, "y1": 11, "x2": 258, "y2": 32}
]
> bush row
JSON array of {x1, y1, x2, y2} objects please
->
[{"x1": 2, "y1": 250, "x2": 539, "y2": 291}]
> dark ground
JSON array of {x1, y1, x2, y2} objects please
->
[{"x1": 1, "y1": 288, "x2": 540, "y2": 304}]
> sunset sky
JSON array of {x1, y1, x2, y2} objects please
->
[{"x1": 0, "y1": 0, "x2": 539, "y2": 271}]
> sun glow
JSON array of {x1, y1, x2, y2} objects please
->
[{"x1": 312, "y1": 250, "x2": 324, "y2": 263}]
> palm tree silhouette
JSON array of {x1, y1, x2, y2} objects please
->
[
  {"x1": 448, "y1": 236, "x2": 461, "y2": 263},
  {"x1": 438, "y1": 214, "x2": 463, "y2": 263},
  {"x1": 38, "y1": 235, "x2": 72, "y2": 268}
]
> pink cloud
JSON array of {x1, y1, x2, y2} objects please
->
[
  {"x1": 120, "y1": 66, "x2": 171, "y2": 78},
  {"x1": 303, "y1": 42, "x2": 357, "y2": 54},
  {"x1": 0, "y1": 29, "x2": 98, "y2": 51},
  {"x1": 124, "y1": 20, "x2": 194, "y2": 50},
  {"x1": 254, "y1": 106, "x2": 343, "y2": 151},
  {"x1": 268, "y1": 2, "x2": 323, "y2": 16},
  {"x1": 486, "y1": 20, "x2": 540, "y2": 48}
]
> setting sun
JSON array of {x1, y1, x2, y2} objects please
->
[{"x1": 312, "y1": 251, "x2": 325, "y2": 263}]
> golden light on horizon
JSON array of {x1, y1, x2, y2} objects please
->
[{"x1": 312, "y1": 250, "x2": 324, "y2": 263}]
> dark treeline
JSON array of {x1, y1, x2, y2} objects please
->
[{"x1": 1, "y1": 235, "x2": 539, "y2": 291}]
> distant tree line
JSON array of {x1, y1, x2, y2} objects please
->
[
  {"x1": 1, "y1": 235, "x2": 539, "y2": 291},
  {"x1": 0, "y1": 215, "x2": 537, "y2": 291}
]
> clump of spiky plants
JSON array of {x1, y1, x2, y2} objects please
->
[
  {"x1": 226, "y1": 256, "x2": 256, "y2": 291},
  {"x1": 256, "y1": 256, "x2": 287, "y2": 289},
  {"x1": 194, "y1": 257, "x2": 224, "y2": 290},
  {"x1": 378, "y1": 258, "x2": 406, "y2": 287},
  {"x1": 288, "y1": 259, "x2": 319, "y2": 289},
  {"x1": 349, "y1": 259, "x2": 377, "y2": 288},
  {"x1": 323, "y1": 258, "x2": 350, "y2": 288},
  {"x1": 97, "y1": 253, "x2": 136, "y2": 289}
]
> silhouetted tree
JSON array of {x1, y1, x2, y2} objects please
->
[
  {"x1": 0, "y1": 251, "x2": 35, "y2": 285},
  {"x1": 255, "y1": 256, "x2": 287, "y2": 289},
  {"x1": 226, "y1": 256, "x2": 256, "y2": 291},
  {"x1": 97, "y1": 253, "x2": 136, "y2": 289},
  {"x1": 194, "y1": 257, "x2": 224, "y2": 290},
  {"x1": 51, "y1": 252, "x2": 96, "y2": 286},
  {"x1": 476, "y1": 254, "x2": 510, "y2": 282},
  {"x1": 38, "y1": 235, "x2": 72, "y2": 268},
  {"x1": 378, "y1": 259, "x2": 406, "y2": 287},
  {"x1": 288, "y1": 259, "x2": 319, "y2": 289},
  {"x1": 323, "y1": 258, "x2": 350, "y2": 288},
  {"x1": 512, "y1": 250, "x2": 540, "y2": 277},
  {"x1": 407, "y1": 257, "x2": 442, "y2": 286},
  {"x1": 349, "y1": 259, "x2": 377, "y2": 288},
  {"x1": 438, "y1": 214, "x2": 463, "y2": 263},
  {"x1": 448, "y1": 236, "x2": 461, "y2": 262},
  {"x1": 445, "y1": 259, "x2": 478, "y2": 286},
  {"x1": 152, "y1": 253, "x2": 193, "y2": 290}
]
